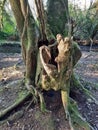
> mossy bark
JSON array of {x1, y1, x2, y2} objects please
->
[{"x1": 9, "y1": 0, "x2": 38, "y2": 84}]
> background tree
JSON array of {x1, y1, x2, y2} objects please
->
[
  {"x1": 69, "y1": 0, "x2": 98, "y2": 48},
  {"x1": 47, "y1": 0, "x2": 69, "y2": 36}
]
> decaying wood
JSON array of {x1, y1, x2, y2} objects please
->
[
  {"x1": 39, "y1": 34, "x2": 72, "y2": 91},
  {"x1": 55, "y1": 34, "x2": 72, "y2": 76},
  {"x1": 38, "y1": 34, "x2": 92, "y2": 130},
  {"x1": 39, "y1": 34, "x2": 74, "y2": 129}
]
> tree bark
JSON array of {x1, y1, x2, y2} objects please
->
[
  {"x1": 47, "y1": 0, "x2": 69, "y2": 36},
  {"x1": 9, "y1": 0, "x2": 38, "y2": 84}
]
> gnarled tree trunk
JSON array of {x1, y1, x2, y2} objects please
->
[{"x1": 7, "y1": 1, "x2": 92, "y2": 130}]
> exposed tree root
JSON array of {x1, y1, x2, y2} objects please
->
[
  {"x1": 25, "y1": 83, "x2": 49, "y2": 112},
  {"x1": 69, "y1": 98, "x2": 94, "y2": 130},
  {"x1": 71, "y1": 73, "x2": 98, "y2": 105},
  {"x1": 0, "y1": 90, "x2": 31, "y2": 120},
  {"x1": 0, "y1": 81, "x2": 49, "y2": 120},
  {"x1": 0, "y1": 110, "x2": 24, "y2": 125},
  {"x1": 0, "y1": 79, "x2": 94, "y2": 130}
]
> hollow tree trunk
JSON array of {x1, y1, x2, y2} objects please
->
[{"x1": 8, "y1": 1, "x2": 91, "y2": 129}]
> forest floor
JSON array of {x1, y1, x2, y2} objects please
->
[{"x1": 0, "y1": 44, "x2": 98, "y2": 130}]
